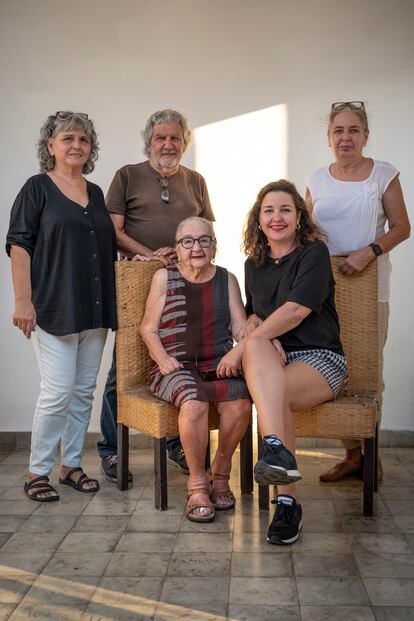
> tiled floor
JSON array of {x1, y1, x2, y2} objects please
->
[{"x1": 0, "y1": 444, "x2": 413, "y2": 620}]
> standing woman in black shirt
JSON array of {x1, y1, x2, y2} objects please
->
[
  {"x1": 6, "y1": 112, "x2": 117, "y2": 502},
  {"x1": 217, "y1": 180, "x2": 347, "y2": 544}
]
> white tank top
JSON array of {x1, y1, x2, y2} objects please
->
[{"x1": 306, "y1": 160, "x2": 398, "y2": 302}]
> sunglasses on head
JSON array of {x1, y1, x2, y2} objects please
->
[
  {"x1": 55, "y1": 111, "x2": 89, "y2": 121},
  {"x1": 331, "y1": 101, "x2": 365, "y2": 112}
]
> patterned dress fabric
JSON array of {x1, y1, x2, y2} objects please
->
[{"x1": 149, "y1": 266, "x2": 250, "y2": 407}]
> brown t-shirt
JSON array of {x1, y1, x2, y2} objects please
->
[{"x1": 106, "y1": 161, "x2": 214, "y2": 250}]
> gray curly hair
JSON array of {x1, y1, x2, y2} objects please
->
[
  {"x1": 142, "y1": 109, "x2": 191, "y2": 157},
  {"x1": 37, "y1": 112, "x2": 99, "y2": 174}
]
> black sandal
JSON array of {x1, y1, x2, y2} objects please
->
[
  {"x1": 24, "y1": 476, "x2": 60, "y2": 502},
  {"x1": 59, "y1": 467, "x2": 100, "y2": 493}
]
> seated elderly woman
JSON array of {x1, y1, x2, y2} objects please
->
[
  {"x1": 140, "y1": 217, "x2": 251, "y2": 522},
  {"x1": 218, "y1": 180, "x2": 348, "y2": 544}
]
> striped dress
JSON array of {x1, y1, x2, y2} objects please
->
[{"x1": 149, "y1": 265, "x2": 250, "y2": 407}]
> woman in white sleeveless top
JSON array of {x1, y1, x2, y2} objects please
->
[{"x1": 305, "y1": 101, "x2": 410, "y2": 483}]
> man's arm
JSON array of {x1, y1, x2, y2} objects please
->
[{"x1": 110, "y1": 214, "x2": 153, "y2": 258}]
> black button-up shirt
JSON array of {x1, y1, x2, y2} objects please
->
[{"x1": 6, "y1": 174, "x2": 117, "y2": 336}]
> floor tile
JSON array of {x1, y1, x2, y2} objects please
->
[
  {"x1": 72, "y1": 515, "x2": 129, "y2": 533},
  {"x1": 8, "y1": 602, "x2": 85, "y2": 620},
  {"x1": 174, "y1": 532, "x2": 232, "y2": 553},
  {"x1": 154, "y1": 601, "x2": 227, "y2": 620},
  {"x1": 0, "y1": 517, "x2": 25, "y2": 533},
  {"x1": 363, "y1": 577, "x2": 414, "y2": 605},
  {"x1": 0, "y1": 606, "x2": 15, "y2": 620},
  {"x1": 17, "y1": 515, "x2": 78, "y2": 533},
  {"x1": 296, "y1": 576, "x2": 369, "y2": 605},
  {"x1": 57, "y1": 532, "x2": 122, "y2": 553},
  {"x1": 1, "y1": 532, "x2": 66, "y2": 553},
  {"x1": 22, "y1": 575, "x2": 99, "y2": 605},
  {"x1": 231, "y1": 552, "x2": 293, "y2": 577},
  {"x1": 0, "y1": 574, "x2": 36, "y2": 604},
  {"x1": 0, "y1": 552, "x2": 52, "y2": 575},
  {"x1": 0, "y1": 501, "x2": 38, "y2": 517},
  {"x1": 115, "y1": 532, "x2": 176, "y2": 553},
  {"x1": 105, "y1": 552, "x2": 170, "y2": 577},
  {"x1": 160, "y1": 576, "x2": 229, "y2": 606},
  {"x1": 355, "y1": 551, "x2": 414, "y2": 577},
  {"x1": 300, "y1": 606, "x2": 375, "y2": 620},
  {"x1": 340, "y1": 515, "x2": 398, "y2": 533},
  {"x1": 82, "y1": 497, "x2": 138, "y2": 516},
  {"x1": 168, "y1": 552, "x2": 231, "y2": 577},
  {"x1": 293, "y1": 553, "x2": 359, "y2": 577},
  {"x1": 229, "y1": 576, "x2": 297, "y2": 606},
  {"x1": 126, "y1": 511, "x2": 182, "y2": 533},
  {"x1": 232, "y1": 532, "x2": 290, "y2": 553},
  {"x1": 228, "y1": 604, "x2": 300, "y2": 621},
  {"x1": 42, "y1": 553, "x2": 111, "y2": 577},
  {"x1": 91, "y1": 576, "x2": 164, "y2": 605},
  {"x1": 348, "y1": 533, "x2": 412, "y2": 555},
  {"x1": 393, "y1": 515, "x2": 414, "y2": 533},
  {"x1": 373, "y1": 606, "x2": 414, "y2": 620},
  {"x1": 83, "y1": 603, "x2": 156, "y2": 620},
  {"x1": 293, "y1": 533, "x2": 351, "y2": 554}
]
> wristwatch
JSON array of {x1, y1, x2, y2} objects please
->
[{"x1": 369, "y1": 242, "x2": 383, "y2": 257}]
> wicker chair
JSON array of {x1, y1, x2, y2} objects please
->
[
  {"x1": 257, "y1": 257, "x2": 380, "y2": 516},
  {"x1": 115, "y1": 260, "x2": 253, "y2": 509}
]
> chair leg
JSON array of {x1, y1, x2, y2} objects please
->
[
  {"x1": 204, "y1": 432, "x2": 211, "y2": 471},
  {"x1": 374, "y1": 423, "x2": 379, "y2": 493},
  {"x1": 257, "y1": 432, "x2": 269, "y2": 509},
  {"x1": 117, "y1": 423, "x2": 129, "y2": 491},
  {"x1": 154, "y1": 437, "x2": 168, "y2": 511},
  {"x1": 240, "y1": 422, "x2": 253, "y2": 494},
  {"x1": 363, "y1": 437, "x2": 375, "y2": 516}
]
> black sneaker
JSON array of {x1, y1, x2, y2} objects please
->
[
  {"x1": 167, "y1": 446, "x2": 189, "y2": 474},
  {"x1": 254, "y1": 437, "x2": 302, "y2": 485},
  {"x1": 267, "y1": 495, "x2": 303, "y2": 545},
  {"x1": 101, "y1": 455, "x2": 133, "y2": 483}
]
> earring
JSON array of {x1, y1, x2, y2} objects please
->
[
  {"x1": 258, "y1": 224, "x2": 262, "y2": 230},
  {"x1": 296, "y1": 223, "x2": 301, "y2": 231}
]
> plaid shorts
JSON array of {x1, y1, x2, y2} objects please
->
[{"x1": 286, "y1": 349, "x2": 348, "y2": 399}]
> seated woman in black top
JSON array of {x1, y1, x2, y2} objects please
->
[
  {"x1": 6, "y1": 112, "x2": 117, "y2": 502},
  {"x1": 217, "y1": 180, "x2": 347, "y2": 545}
]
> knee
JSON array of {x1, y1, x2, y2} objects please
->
[
  {"x1": 38, "y1": 385, "x2": 73, "y2": 413},
  {"x1": 179, "y1": 400, "x2": 209, "y2": 424}
]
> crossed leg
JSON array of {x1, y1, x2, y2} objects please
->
[{"x1": 242, "y1": 336, "x2": 333, "y2": 498}]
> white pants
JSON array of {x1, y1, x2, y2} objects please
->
[{"x1": 30, "y1": 326, "x2": 108, "y2": 475}]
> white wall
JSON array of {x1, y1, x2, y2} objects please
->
[{"x1": 1, "y1": 0, "x2": 413, "y2": 433}]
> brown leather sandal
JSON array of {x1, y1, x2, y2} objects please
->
[
  {"x1": 186, "y1": 487, "x2": 215, "y2": 522},
  {"x1": 209, "y1": 473, "x2": 236, "y2": 511}
]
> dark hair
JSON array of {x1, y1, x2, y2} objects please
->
[
  {"x1": 243, "y1": 179, "x2": 324, "y2": 265},
  {"x1": 329, "y1": 105, "x2": 369, "y2": 132},
  {"x1": 37, "y1": 113, "x2": 99, "y2": 174}
]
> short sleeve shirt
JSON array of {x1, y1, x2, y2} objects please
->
[
  {"x1": 245, "y1": 240, "x2": 344, "y2": 355},
  {"x1": 106, "y1": 161, "x2": 215, "y2": 249},
  {"x1": 6, "y1": 174, "x2": 117, "y2": 336}
]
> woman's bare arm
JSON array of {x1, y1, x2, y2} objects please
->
[
  {"x1": 139, "y1": 269, "x2": 181, "y2": 375},
  {"x1": 10, "y1": 245, "x2": 36, "y2": 339}
]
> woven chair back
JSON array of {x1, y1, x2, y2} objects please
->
[
  {"x1": 115, "y1": 260, "x2": 164, "y2": 392},
  {"x1": 331, "y1": 257, "x2": 379, "y2": 398}
]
